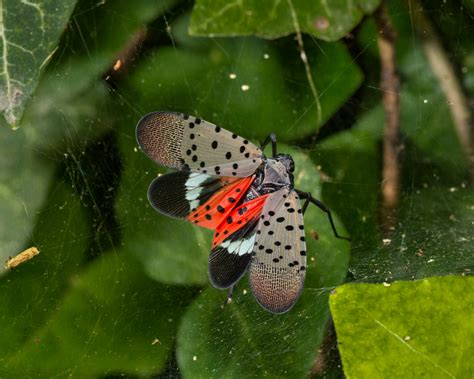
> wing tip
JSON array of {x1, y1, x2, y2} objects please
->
[
  {"x1": 251, "y1": 293, "x2": 299, "y2": 314},
  {"x1": 249, "y1": 265, "x2": 304, "y2": 314},
  {"x1": 208, "y1": 247, "x2": 252, "y2": 290},
  {"x1": 135, "y1": 111, "x2": 185, "y2": 147},
  {"x1": 146, "y1": 173, "x2": 191, "y2": 219}
]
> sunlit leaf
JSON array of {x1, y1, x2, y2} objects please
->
[
  {"x1": 190, "y1": 0, "x2": 380, "y2": 41},
  {"x1": 330, "y1": 276, "x2": 474, "y2": 378},
  {"x1": 0, "y1": 0, "x2": 77, "y2": 128}
]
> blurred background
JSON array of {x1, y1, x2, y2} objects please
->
[{"x1": 0, "y1": 0, "x2": 472, "y2": 377}]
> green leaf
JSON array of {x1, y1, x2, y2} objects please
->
[
  {"x1": 358, "y1": 188, "x2": 474, "y2": 281},
  {"x1": 0, "y1": 0, "x2": 77, "y2": 128},
  {"x1": 125, "y1": 14, "x2": 363, "y2": 139},
  {"x1": 4, "y1": 252, "x2": 195, "y2": 377},
  {"x1": 176, "y1": 146, "x2": 350, "y2": 378},
  {"x1": 61, "y1": 0, "x2": 178, "y2": 63},
  {"x1": 0, "y1": 180, "x2": 89, "y2": 359},
  {"x1": 330, "y1": 276, "x2": 474, "y2": 378},
  {"x1": 189, "y1": 0, "x2": 380, "y2": 41}
]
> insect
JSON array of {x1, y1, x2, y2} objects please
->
[
  {"x1": 136, "y1": 112, "x2": 349, "y2": 313},
  {"x1": 4, "y1": 247, "x2": 40, "y2": 270}
]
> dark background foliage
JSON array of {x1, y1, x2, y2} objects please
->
[{"x1": 0, "y1": 0, "x2": 472, "y2": 377}]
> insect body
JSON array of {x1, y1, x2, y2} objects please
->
[{"x1": 136, "y1": 112, "x2": 348, "y2": 313}]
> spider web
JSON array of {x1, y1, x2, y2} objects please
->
[{"x1": 0, "y1": 0, "x2": 472, "y2": 377}]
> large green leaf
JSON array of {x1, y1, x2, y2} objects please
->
[
  {"x1": 4, "y1": 252, "x2": 194, "y2": 377},
  {"x1": 330, "y1": 276, "x2": 474, "y2": 378},
  {"x1": 0, "y1": 0, "x2": 77, "y2": 128},
  {"x1": 176, "y1": 145, "x2": 350, "y2": 378},
  {"x1": 190, "y1": 0, "x2": 380, "y2": 41},
  {"x1": 124, "y1": 14, "x2": 363, "y2": 140}
]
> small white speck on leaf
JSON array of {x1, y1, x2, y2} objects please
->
[
  {"x1": 383, "y1": 282, "x2": 391, "y2": 287},
  {"x1": 229, "y1": 73, "x2": 237, "y2": 79},
  {"x1": 241, "y1": 84, "x2": 250, "y2": 91},
  {"x1": 193, "y1": 356, "x2": 197, "y2": 361},
  {"x1": 383, "y1": 239, "x2": 391, "y2": 246},
  {"x1": 404, "y1": 336, "x2": 411, "y2": 341},
  {"x1": 263, "y1": 54, "x2": 270, "y2": 59},
  {"x1": 423, "y1": 99, "x2": 428, "y2": 103}
]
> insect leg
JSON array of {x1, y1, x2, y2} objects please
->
[
  {"x1": 222, "y1": 285, "x2": 235, "y2": 307},
  {"x1": 295, "y1": 190, "x2": 351, "y2": 241},
  {"x1": 260, "y1": 133, "x2": 277, "y2": 157}
]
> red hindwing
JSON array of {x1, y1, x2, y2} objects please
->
[
  {"x1": 212, "y1": 194, "x2": 269, "y2": 248},
  {"x1": 186, "y1": 176, "x2": 255, "y2": 229}
]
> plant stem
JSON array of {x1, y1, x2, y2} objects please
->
[{"x1": 376, "y1": 3, "x2": 401, "y2": 233}]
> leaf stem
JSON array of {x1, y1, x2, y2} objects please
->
[{"x1": 287, "y1": 0, "x2": 322, "y2": 128}]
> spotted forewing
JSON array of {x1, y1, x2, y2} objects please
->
[
  {"x1": 136, "y1": 112, "x2": 263, "y2": 177},
  {"x1": 249, "y1": 189, "x2": 306, "y2": 313}
]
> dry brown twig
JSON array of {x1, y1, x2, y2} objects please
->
[{"x1": 375, "y1": 3, "x2": 401, "y2": 233}]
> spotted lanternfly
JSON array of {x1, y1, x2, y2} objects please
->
[{"x1": 136, "y1": 112, "x2": 349, "y2": 314}]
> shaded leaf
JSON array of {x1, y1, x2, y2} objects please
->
[
  {"x1": 0, "y1": 126, "x2": 56, "y2": 265},
  {"x1": 0, "y1": 181, "x2": 89, "y2": 360},
  {"x1": 124, "y1": 14, "x2": 363, "y2": 139},
  {"x1": 190, "y1": 0, "x2": 380, "y2": 41},
  {"x1": 353, "y1": 188, "x2": 474, "y2": 282},
  {"x1": 176, "y1": 146, "x2": 350, "y2": 378},
  {"x1": 330, "y1": 276, "x2": 474, "y2": 378},
  {"x1": 4, "y1": 252, "x2": 195, "y2": 376},
  {"x1": 0, "y1": 0, "x2": 77, "y2": 128},
  {"x1": 313, "y1": 8, "x2": 472, "y2": 283}
]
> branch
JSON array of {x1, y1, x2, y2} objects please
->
[
  {"x1": 103, "y1": 27, "x2": 148, "y2": 83},
  {"x1": 375, "y1": 3, "x2": 401, "y2": 233}
]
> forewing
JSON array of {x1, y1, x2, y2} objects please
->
[
  {"x1": 136, "y1": 112, "x2": 263, "y2": 176},
  {"x1": 249, "y1": 189, "x2": 307, "y2": 314}
]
